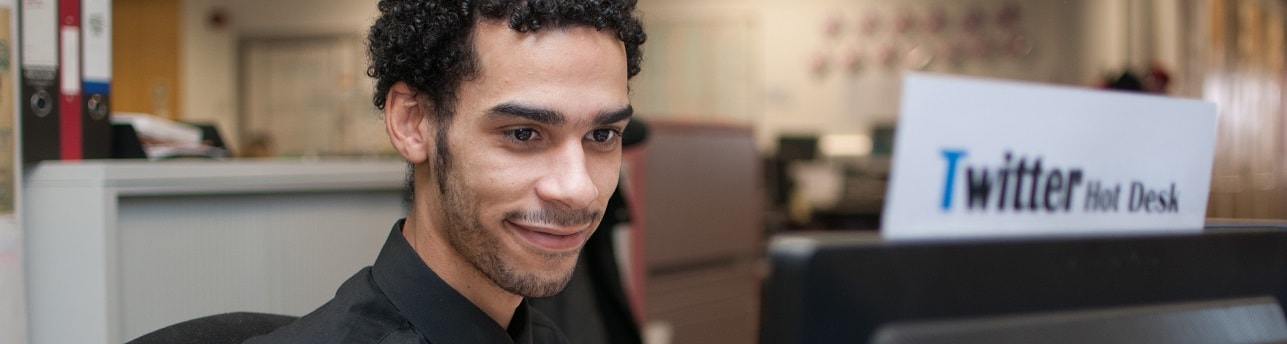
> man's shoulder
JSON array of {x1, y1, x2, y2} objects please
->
[{"x1": 246, "y1": 267, "x2": 427, "y2": 344}]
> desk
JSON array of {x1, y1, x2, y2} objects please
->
[{"x1": 23, "y1": 159, "x2": 405, "y2": 344}]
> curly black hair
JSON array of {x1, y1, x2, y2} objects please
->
[
  {"x1": 368, "y1": 0, "x2": 646, "y2": 204},
  {"x1": 366, "y1": 0, "x2": 646, "y2": 118}
]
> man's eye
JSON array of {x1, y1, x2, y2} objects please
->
[
  {"x1": 509, "y1": 128, "x2": 537, "y2": 142},
  {"x1": 587, "y1": 129, "x2": 618, "y2": 143}
]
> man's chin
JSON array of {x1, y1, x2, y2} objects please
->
[
  {"x1": 500, "y1": 269, "x2": 578, "y2": 298},
  {"x1": 525, "y1": 253, "x2": 583, "y2": 294}
]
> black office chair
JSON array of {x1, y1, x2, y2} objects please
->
[{"x1": 126, "y1": 312, "x2": 298, "y2": 344}]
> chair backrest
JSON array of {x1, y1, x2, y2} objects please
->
[{"x1": 126, "y1": 312, "x2": 298, "y2": 344}]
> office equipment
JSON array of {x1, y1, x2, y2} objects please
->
[
  {"x1": 776, "y1": 135, "x2": 818, "y2": 163},
  {"x1": 770, "y1": 135, "x2": 818, "y2": 208},
  {"x1": 20, "y1": 0, "x2": 59, "y2": 162},
  {"x1": 80, "y1": 0, "x2": 112, "y2": 158},
  {"x1": 109, "y1": 113, "x2": 226, "y2": 159},
  {"x1": 760, "y1": 229, "x2": 1287, "y2": 343},
  {"x1": 109, "y1": 123, "x2": 145, "y2": 159},
  {"x1": 57, "y1": 0, "x2": 80, "y2": 159},
  {"x1": 24, "y1": 159, "x2": 405, "y2": 344},
  {"x1": 110, "y1": 112, "x2": 200, "y2": 143},
  {"x1": 19, "y1": 0, "x2": 110, "y2": 162},
  {"x1": 187, "y1": 122, "x2": 229, "y2": 155}
]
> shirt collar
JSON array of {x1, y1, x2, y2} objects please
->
[{"x1": 372, "y1": 219, "x2": 533, "y2": 344}]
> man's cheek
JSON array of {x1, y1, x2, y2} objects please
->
[{"x1": 594, "y1": 169, "x2": 620, "y2": 192}]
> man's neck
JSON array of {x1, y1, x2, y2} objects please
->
[{"x1": 403, "y1": 210, "x2": 523, "y2": 328}]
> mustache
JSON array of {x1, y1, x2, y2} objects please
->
[{"x1": 504, "y1": 208, "x2": 601, "y2": 227}]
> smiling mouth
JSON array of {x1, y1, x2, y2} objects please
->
[{"x1": 506, "y1": 220, "x2": 590, "y2": 252}]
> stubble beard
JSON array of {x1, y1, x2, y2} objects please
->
[{"x1": 434, "y1": 140, "x2": 594, "y2": 298}]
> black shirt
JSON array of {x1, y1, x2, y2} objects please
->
[{"x1": 246, "y1": 220, "x2": 569, "y2": 344}]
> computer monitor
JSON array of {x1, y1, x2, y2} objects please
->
[
  {"x1": 776, "y1": 136, "x2": 819, "y2": 162},
  {"x1": 760, "y1": 228, "x2": 1287, "y2": 343}
]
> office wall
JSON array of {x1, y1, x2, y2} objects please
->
[
  {"x1": 633, "y1": 0, "x2": 1190, "y2": 151},
  {"x1": 177, "y1": 0, "x2": 1191, "y2": 156},
  {"x1": 180, "y1": 0, "x2": 235, "y2": 149},
  {"x1": 180, "y1": 0, "x2": 378, "y2": 153}
]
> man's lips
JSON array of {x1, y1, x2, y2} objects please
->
[{"x1": 507, "y1": 221, "x2": 589, "y2": 252}]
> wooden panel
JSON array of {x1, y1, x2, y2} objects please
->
[
  {"x1": 629, "y1": 121, "x2": 764, "y2": 343},
  {"x1": 639, "y1": 122, "x2": 762, "y2": 270},
  {"x1": 1202, "y1": 0, "x2": 1287, "y2": 220},
  {"x1": 113, "y1": 0, "x2": 180, "y2": 119},
  {"x1": 646, "y1": 263, "x2": 759, "y2": 344}
]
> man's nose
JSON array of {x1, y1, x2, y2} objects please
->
[{"x1": 535, "y1": 142, "x2": 599, "y2": 210}]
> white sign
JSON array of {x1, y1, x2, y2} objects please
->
[{"x1": 882, "y1": 73, "x2": 1218, "y2": 240}]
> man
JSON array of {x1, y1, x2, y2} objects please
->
[{"x1": 247, "y1": 0, "x2": 645, "y2": 343}]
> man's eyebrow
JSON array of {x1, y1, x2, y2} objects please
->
[
  {"x1": 488, "y1": 103, "x2": 633, "y2": 127},
  {"x1": 594, "y1": 105, "x2": 633, "y2": 125},
  {"x1": 488, "y1": 103, "x2": 566, "y2": 125}
]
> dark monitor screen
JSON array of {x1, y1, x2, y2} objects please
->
[
  {"x1": 776, "y1": 136, "x2": 818, "y2": 162},
  {"x1": 759, "y1": 228, "x2": 1287, "y2": 343}
]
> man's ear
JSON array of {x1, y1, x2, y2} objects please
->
[{"x1": 385, "y1": 82, "x2": 434, "y2": 164}]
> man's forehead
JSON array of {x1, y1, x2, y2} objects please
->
[{"x1": 461, "y1": 19, "x2": 630, "y2": 122}]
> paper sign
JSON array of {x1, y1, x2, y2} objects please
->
[{"x1": 882, "y1": 73, "x2": 1217, "y2": 240}]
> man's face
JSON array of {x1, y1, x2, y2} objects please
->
[{"x1": 432, "y1": 21, "x2": 630, "y2": 297}]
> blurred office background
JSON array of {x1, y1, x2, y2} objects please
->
[
  {"x1": 114, "y1": 0, "x2": 1287, "y2": 221},
  {"x1": 8, "y1": 0, "x2": 1278, "y2": 343}
]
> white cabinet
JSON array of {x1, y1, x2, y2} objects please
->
[{"x1": 23, "y1": 159, "x2": 406, "y2": 344}]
